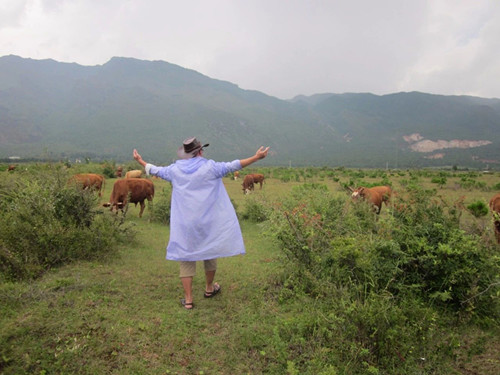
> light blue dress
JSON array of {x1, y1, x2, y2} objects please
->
[{"x1": 145, "y1": 157, "x2": 245, "y2": 261}]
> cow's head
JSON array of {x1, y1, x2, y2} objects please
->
[
  {"x1": 102, "y1": 202, "x2": 124, "y2": 211},
  {"x1": 351, "y1": 187, "x2": 365, "y2": 199}
]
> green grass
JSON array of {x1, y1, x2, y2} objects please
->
[
  {"x1": 0, "y1": 219, "x2": 282, "y2": 374},
  {"x1": 1, "y1": 167, "x2": 499, "y2": 374}
]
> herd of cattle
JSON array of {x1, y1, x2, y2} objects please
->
[
  {"x1": 67, "y1": 170, "x2": 266, "y2": 218},
  {"x1": 43, "y1": 167, "x2": 500, "y2": 243},
  {"x1": 69, "y1": 170, "x2": 153, "y2": 218}
]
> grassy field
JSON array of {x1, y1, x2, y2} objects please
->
[{"x1": 1, "y1": 166, "x2": 499, "y2": 374}]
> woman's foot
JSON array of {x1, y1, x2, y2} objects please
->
[
  {"x1": 180, "y1": 299, "x2": 194, "y2": 310},
  {"x1": 204, "y1": 283, "x2": 221, "y2": 298}
]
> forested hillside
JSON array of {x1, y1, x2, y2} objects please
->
[{"x1": 1, "y1": 55, "x2": 500, "y2": 168}]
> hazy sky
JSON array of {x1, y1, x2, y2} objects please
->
[{"x1": 1, "y1": 0, "x2": 499, "y2": 100}]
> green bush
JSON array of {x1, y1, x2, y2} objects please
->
[
  {"x1": 101, "y1": 162, "x2": 116, "y2": 178},
  {"x1": 151, "y1": 185, "x2": 172, "y2": 224},
  {"x1": 54, "y1": 187, "x2": 98, "y2": 227},
  {"x1": 265, "y1": 183, "x2": 499, "y2": 374},
  {"x1": 431, "y1": 176, "x2": 447, "y2": 186},
  {"x1": 467, "y1": 200, "x2": 489, "y2": 218},
  {"x1": 0, "y1": 167, "x2": 133, "y2": 281},
  {"x1": 459, "y1": 176, "x2": 483, "y2": 190},
  {"x1": 270, "y1": 184, "x2": 499, "y2": 314},
  {"x1": 241, "y1": 198, "x2": 269, "y2": 223}
]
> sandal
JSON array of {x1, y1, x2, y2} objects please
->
[
  {"x1": 180, "y1": 298, "x2": 194, "y2": 310},
  {"x1": 204, "y1": 283, "x2": 221, "y2": 298}
]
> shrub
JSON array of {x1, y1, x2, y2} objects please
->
[
  {"x1": 467, "y1": 200, "x2": 489, "y2": 218},
  {"x1": 459, "y1": 176, "x2": 479, "y2": 190},
  {"x1": 241, "y1": 198, "x2": 269, "y2": 222},
  {"x1": 270, "y1": 183, "x2": 499, "y2": 315},
  {"x1": 0, "y1": 167, "x2": 133, "y2": 281},
  {"x1": 265, "y1": 181, "x2": 499, "y2": 373},
  {"x1": 54, "y1": 187, "x2": 98, "y2": 227},
  {"x1": 102, "y1": 162, "x2": 116, "y2": 178},
  {"x1": 151, "y1": 185, "x2": 172, "y2": 224},
  {"x1": 431, "y1": 176, "x2": 447, "y2": 187}
]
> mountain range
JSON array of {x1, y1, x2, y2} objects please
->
[{"x1": 1, "y1": 54, "x2": 499, "y2": 168}]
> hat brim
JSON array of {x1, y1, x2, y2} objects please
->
[{"x1": 176, "y1": 143, "x2": 209, "y2": 159}]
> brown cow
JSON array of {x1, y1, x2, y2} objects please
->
[
  {"x1": 125, "y1": 169, "x2": 143, "y2": 179},
  {"x1": 7, "y1": 164, "x2": 16, "y2": 171},
  {"x1": 242, "y1": 175, "x2": 254, "y2": 195},
  {"x1": 350, "y1": 185, "x2": 392, "y2": 214},
  {"x1": 233, "y1": 171, "x2": 240, "y2": 180},
  {"x1": 69, "y1": 173, "x2": 105, "y2": 196},
  {"x1": 489, "y1": 193, "x2": 500, "y2": 244},
  {"x1": 103, "y1": 178, "x2": 154, "y2": 218},
  {"x1": 116, "y1": 166, "x2": 123, "y2": 178},
  {"x1": 247, "y1": 173, "x2": 265, "y2": 189}
]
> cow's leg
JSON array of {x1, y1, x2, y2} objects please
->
[
  {"x1": 122, "y1": 201, "x2": 129, "y2": 217},
  {"x1": 147, "y1": 199, "x2": 153, "y2": 222},
  {"x1": 138, "y1": 201, "x2": 145, "y2": 218}
]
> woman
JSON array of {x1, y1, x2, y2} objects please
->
[{"x1": 133, "y1": 137, "x2": 269, "y2": 309}]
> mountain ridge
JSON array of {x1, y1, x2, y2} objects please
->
[{"x1": 1, "y1": 55, "x2": 499, "y2": 168}]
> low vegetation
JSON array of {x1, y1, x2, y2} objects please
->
[
  {"x1": 264, "y1": 183, "x2": 498, "y2": 373},
  {"x1": 0, "y1": 164, "x2": 134, "y2": 281},
  {"x1": 0, "y1": 164, "x2": 499, "y2": 374}
]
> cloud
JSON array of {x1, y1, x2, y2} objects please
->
[
  {"x1": 0, "y1": 0, "x2": 499, "y2": 99},
  {"x1": 398, "y1": 0, "x2": 500, "y2": 98}
]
